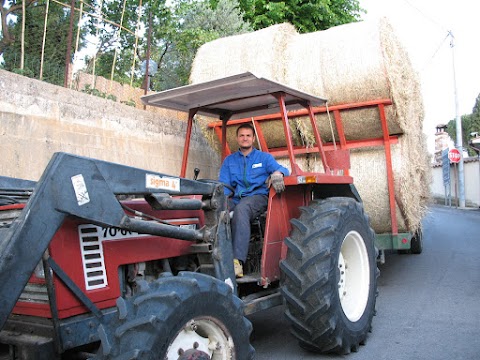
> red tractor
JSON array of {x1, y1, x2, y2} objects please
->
[{"x1": 0, "y1": 72, "x2": 378, "y2": 359}]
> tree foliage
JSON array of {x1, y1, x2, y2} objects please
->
[
  {"x1": 1, "y1": 0, "x2": 86, "y2": 85},
  {"x1": 87, "y1": 0, "x2": 251, "y2": 90},
  {"x1": 155, "y1": 0, "x2": 251, "y2": 89},
  {"x1": 447, "y1": 93, "x2": 480, "y2": 156},
  {"x1": 1, "y1": 0, "x2": 364, "y2": 89},
  {"x1": 211, "y1": 0, "x2": 364, "y2": 33},
  {"x1": 0, "y1": 0, "x2": 36, "y2": 55}
]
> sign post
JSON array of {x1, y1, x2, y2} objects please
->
[
  {"x1": 442, "y1": 149, "x2": 451, "y2": 206},
  {"x1": 448, "y1": 148, "x2": 461, "y2": 207}
]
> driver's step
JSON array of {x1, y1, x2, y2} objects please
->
[{"x1": 236, "y1": 272, "x2": 261, "y2": 284}]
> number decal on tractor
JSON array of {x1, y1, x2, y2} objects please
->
[{"x1": 100, "y1": 226, "x2": 145, "y2": 240}]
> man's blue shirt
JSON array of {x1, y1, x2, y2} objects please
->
[{"x1": 219, "y1": 148, "x2": 289, "y2": 204}]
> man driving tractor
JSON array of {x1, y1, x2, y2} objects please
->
[{"x1": 219, "y1": 123, "x2": 289, "y2": 277}]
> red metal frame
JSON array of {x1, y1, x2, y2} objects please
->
[
  {"x1": 306, "y1": 99, "x2": 331, "y2": 173},
  {"x1": 275, "y1": 93, "x2": 298, "y2": 175},
  {"x1": 206, "y1": 99, "x2": 396, "y2": 208},
  {"x1": 203, "y1": 97, "x2": 399, "y2": 283},
  {"x1": 208, "y1": 99, "x2": 396, "y2": 161},
  {"x1": 0, "y1": 203, "x2": 24, "y2": 211},
  {"x1": 261, "y1": 186, "x2": 309, "y2": 284},
  {"x1": 378, "y1": 103, "x2": 398, "y2": 235},
  {"x1": 180, "y1": 109, "x2": 197, "y2": 178}
]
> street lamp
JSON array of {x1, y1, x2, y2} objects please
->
[{"x1": 449, "y1": 31, "x2": 466, "y2": 207}]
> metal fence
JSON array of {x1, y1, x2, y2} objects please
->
[{"x1": 2, "y1": 0, "x2": 151, "y2": 104}]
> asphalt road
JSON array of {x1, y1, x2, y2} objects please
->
[{"x1": 248, "y1": 205, "x2": 480, "y2": 360}]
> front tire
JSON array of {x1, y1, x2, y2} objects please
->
[
  {"x1": 280, "y1": 197, "x2": 378, "y2": 354},
  {"x1": 97, "y1": 272, "x2": 254, "y2": 359}
]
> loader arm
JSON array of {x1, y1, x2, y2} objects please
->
[{"x1": 0, "y1": 152, "x2": 226, "y2": 329}]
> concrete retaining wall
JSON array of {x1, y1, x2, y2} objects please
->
[{"x1": 0, "y1": 70, "x2": 220, "y2": 181}]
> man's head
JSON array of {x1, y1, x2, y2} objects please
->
[{"x1": 236, "y1": 124, "x2": 255, "y2": 153}]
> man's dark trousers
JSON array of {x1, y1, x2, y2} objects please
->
[{"x1": 229, "y1": 194, "x2": 268, "y2": 263}]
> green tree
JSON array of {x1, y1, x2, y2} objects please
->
[
  {"x1": 1, "y1": 0, "x2": 85, "y2": 85},
  {"x1": 156, "y1": 0, "x2": 251, "y2": 89},
  {"x1": 447, "y1": 93, "x2": 480, "y2": 156},
  {"x1": 1, "y1": 0, "x2": 36, "y2": 55},
  {"x1": 211, "y1": 0, "x2": 364, "y2": 33},
  {"x1": 83, "y1": 0, "x2": 171, "y2": 87},
  {"x1": 88, "y1": 0, "x2": 251, "y2": 90}
]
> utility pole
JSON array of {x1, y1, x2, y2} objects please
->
[
  {"x1": 144, "y1": 11, "x2": 152, "y2": 96},
  {"x1": 449, "y1": 31, "x2": 465, "y2": 208},
  {"x1": 64, "y1": 0, "x2": 76, "y2": 87}
]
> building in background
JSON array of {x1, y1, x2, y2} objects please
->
[
  {"x1": 433, "y1": 124, "x2": 453, "y2": 163},
  {"x1": 431, "y1": 124, "x2": 480, "y2": 207}
]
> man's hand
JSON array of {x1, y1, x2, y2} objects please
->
[{"x1": 266, "y1": 172, "x2": 285, "y2": 193}]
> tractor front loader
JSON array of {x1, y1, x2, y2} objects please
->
[
  {"x1": 0, "y1": 72, "x2": 378, "y2": 359},
  {"x1": 0, "y1": 152, "x2": 253, "y2": 359}
]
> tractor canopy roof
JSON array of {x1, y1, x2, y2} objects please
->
[{"x1": 141, "y1": 72, "x2": 326, "y2": 121}]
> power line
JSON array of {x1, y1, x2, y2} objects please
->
[
  {"x1": 398, "y1": 0, "x2": 452, "y2": 72},
  {"x1": 402, "y1": 0, "x2": 449, "y2": 33},
  {"x1": 420, "y1": 32, "x2": 450, "y2": 72}
]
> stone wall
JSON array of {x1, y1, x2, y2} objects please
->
[
  {"x1": 72, "y1": 72, "x2": 151, "y2": 111},
  {"x1": 0, "y1": 70, "x2": 220, "y2": 181}
]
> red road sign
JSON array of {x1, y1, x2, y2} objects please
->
[{"x1": 448, "y1": 148, "x2": 461, "y2": 163}]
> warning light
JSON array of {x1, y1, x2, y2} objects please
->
[
  {"x1": 402, "y1": 238, "x2": 408, "y2": 244},
  {"x1": 297, "y1": 175, "x2": 317, "y2": 184}
]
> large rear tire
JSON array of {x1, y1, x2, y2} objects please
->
[
  {"x1": 280, "y1": 197, "x2": 378, "y2": 354},
  {"x1": 96, "y1": 272, "x2": 254, "y2": 359}
]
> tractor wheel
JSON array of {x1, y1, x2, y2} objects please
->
[
  {"x1": 96, "y1": 272, "x2": 254, "y2": 360},
  {"x1": 280, "y1": 197, "x2": 379, "y2": 354},
  {"x1": 410, "y1": 229, "x2": 423, "y2": 254}
]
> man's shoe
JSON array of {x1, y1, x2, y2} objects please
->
[{"x1": 233, "y1": 259, "x2": 243, "y2": 278}]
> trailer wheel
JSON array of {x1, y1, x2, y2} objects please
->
[
  {"x1": 96, "y1": 272, "x2": 254, "y2": 360},
  {"x1": 280, "y1": 197, "x2": 378, "y2": 354},
  {"x1": 410, "y1": 229, "x2": 423, "y2": 254}
]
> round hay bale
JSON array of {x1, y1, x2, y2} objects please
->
[
  {"x1": 285, "y1": 17, "x2": 424, "y2": 142},
  {"x1": 190, "y1": 23, "x2": 298, "y2": 84},
  {"x1": 349, "y1": 145, "x2": 407, "y2": 234},
  {"x1": 304, "y1": 134, "x2": 430, "y2": 234},
  {"x1": 190, "y1": 23, "x2": 300, "y2": 152}
]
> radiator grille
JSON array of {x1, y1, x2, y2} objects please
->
[{"x1": 78, "y1": 225, "x2": 108, "y2": 290}]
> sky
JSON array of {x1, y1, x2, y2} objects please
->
[{"x1": 359, "y1": 0, "x2": 480, "y2": 152}]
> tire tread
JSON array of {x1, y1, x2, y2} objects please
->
[{"x1": 280, "y1": 197, "x2": 378, "y2": 354}]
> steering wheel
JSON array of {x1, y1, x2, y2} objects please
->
[{"x1": 197, "y1": 179, "x2": 235, "y2": 198}]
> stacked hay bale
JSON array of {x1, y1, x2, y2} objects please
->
[
  {"x1": 191, "y1": 23, "x2": 296, "y2": 84},
  {"x1": 190, "y1": 18, "x2": 430, "y2": 234},
  {"x1": 190, "y1": 23, "x2": 304, "y2": 154},
  {"x1": 283, "y1": 18, "x2": 430, "y2": 233}
]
